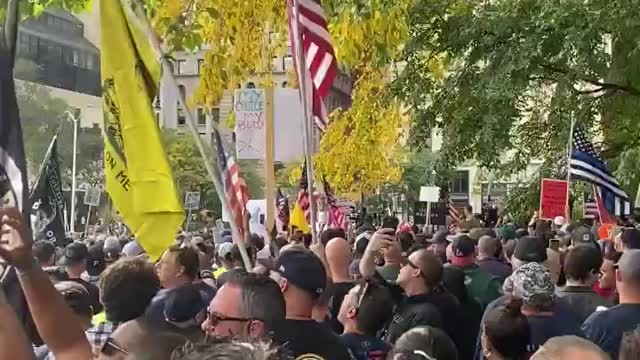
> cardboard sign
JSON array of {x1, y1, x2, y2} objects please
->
[
  {"x1": 83, "y1": 187, "x2": 101, "y2": 207},
  {"x1": 184, "y1": 192, "x2": 201, "y2": 210},
  {"x1": 539, "y1": 179, "x2": 569, "y2": 220},
  {"x1": 234, "y1": 89, "x2": 266, "y2": 160},
  {"x1": 419, "y1": 186, "x2": 440, "y2": 202}
]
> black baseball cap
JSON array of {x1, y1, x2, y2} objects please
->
[
  {"x1": 451, "y1": 235, "x2": 475, "y2": 258},
  {"x1": 164, "y1": 285, "x2": 207, "y2": 329},
  {"x1": 61, "y1": 242, "x2": 89, "y2": 266},
  {"x1": 622, "y1": 228, "x2": 640, "y2": 250},
  {"x1": 273, "y1": 250, "x2": 326, "y2": 298},
  {"x1": 571, "y1": 226, "x2": 596, "y2": 246},
  {"x1": 513, "y1": 236, "x2": 547, "y2": 263},
  {"x1": 86, "y1": 245, "x2": 106, "y2": 276}
]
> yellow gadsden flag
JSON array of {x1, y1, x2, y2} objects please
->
[{"x1": 100, "y1": 0, "x2": 184, "y2": 260}]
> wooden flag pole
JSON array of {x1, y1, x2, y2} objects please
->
[
  {"x1": 566, "y1": 113, "x2": 576, "y2": 220},
  {"x1": 126, "y1": 0, "x2": 252, "y2": 271},
  {"x1": 262, "y1": 26, "x2": 276, "y2": 240},
  {"x1": 293, "y1": 0, "x2": 319, "y2": 243}
]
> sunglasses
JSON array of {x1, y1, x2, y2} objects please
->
[
  {"x1": 206, "y1": 311, "x2": 262, "y2": 327},
  {"x1": 354, "y1": 281, "x2": 371, "y2": 310},
  {"x1": 402, "y1": 257, "x2": 420, "y2": 270},
  {"x1": 101, "y1": 337, "x2": 129, "y2": 356}
]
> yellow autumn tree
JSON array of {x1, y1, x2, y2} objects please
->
[
  {"x1": 150, "y1": 0, "x2": 415, "y2": 195},
  {"x1": 315, "y1": 67, "x2": 404, "y2": 194}
]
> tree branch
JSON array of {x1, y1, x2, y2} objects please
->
[{"x1": 540, "y1": 64, "x2": 640, "y2": 96}]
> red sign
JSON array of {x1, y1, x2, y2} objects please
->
[{"x1": 539, "y1": 179, "x2": 569, "y2": 220}]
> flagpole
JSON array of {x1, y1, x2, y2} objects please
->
[
  {"x1": 125, "y1": 0, "x2": 252, "y2": 271},
  {"x1": 566, "y1": 112, "x2": 576, "y2": 219},
  {"x1": 293, "y1": 0, "x2": 319, "y2": 243},
  {"x1": 30, "y1": 134, "x2": 57, "y2": 197},
  {"x1": 65, "y1": 110, "x2": 80, "y2": 234}
]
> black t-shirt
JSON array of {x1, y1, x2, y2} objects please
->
[
  {"x1": 386, "y1": 294, "x2": 442, "y2": 344},
  {"x1": 340, "y1": 333, "x2": 389, "y2": 360},
  {"x1": 275, "y1": 319, "x2": 353, "y2": 360},
  {"x1": 329, "y1": 282, "x2": 354, "y2": 334},
  {"x1": 68, "y1": 278, "x2": 103, "y2": 314}
]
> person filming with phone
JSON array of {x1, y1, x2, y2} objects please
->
[{"x1": 359, "y1": 227, "x2": 452, "y2": 345}]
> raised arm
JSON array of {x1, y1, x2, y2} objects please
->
[
  {"x1": 0, "y1": 285, "x2": 34, "y2": 360},
  {"x1": 0, "y1": 208, "x2": 92, "y2": 360},
  {"x1": 359, "y1": 229, "x2": 395, "y2": 278}
]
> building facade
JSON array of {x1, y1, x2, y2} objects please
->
[
  {"x1": 15, "y1": 8, "x2": 102, "y2": 128},
  {"x1": 157, "y1": 48, "x2": 352, "y2": 150}
]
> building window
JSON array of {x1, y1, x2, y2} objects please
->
[
  {"x1": 197, "y1": 108, "x2": 206, "y2": 126},
  {"x1": 176, "y1": 59, "x2": 187, "y2": 74},
  {"x1": 197, "y1": 59, "x2": 205, "y2": 74},
  {"x1": 283, "y1": 55, "x2": 293, "y2": 71},
  {"x1": 246, "y1": 82, "x2": 256, "y2": 89},
  {"x1": 450, "y1": 171, "x2": 469, "y2": 194},
  {"x1": 272, "y1": 56, "x2": 283, "y2": 72},
  {"x1": 86, "y1": 54, "x2": 95, "y2": 70},
  {"x1": 177, "y1": 85, "x2": 186, "y2": 126},
  {"x1": 211, "y1": 108, "x2": 220, "y2": 124}
]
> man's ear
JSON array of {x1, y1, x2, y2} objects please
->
[
  {"x1": 248, "y1": 320, "x2": 266, "y2": 338},
  {"x1": 279, "y1": 278, "x2": 289, "y2": 293},
  {"x1": 346, "y1": 306, "x2": 357, "y2": 319},
  {"x1": 176, "y1": 265, "x2": 186, "y2": 278}
]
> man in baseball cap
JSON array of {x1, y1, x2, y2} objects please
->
[
  {"x1": 447, "y1": 235, "x2": 502, "y2": 308},
  {"x1": 62, "y1": 242, "x2": 102, "y2": 314},
  {"x1": 269, "y1": 249, "x2": 351, "y2": 359},
  {"x1": 510, "y1": 262, "x2": 583, "y2": 352}
]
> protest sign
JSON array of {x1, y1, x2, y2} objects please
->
[
  {"x1": 539, "y1": 178, "x2": 569, "y2": 220},
  {"x1": 184, "y1": 192, "x2": 201, "y2": 210},
  {"x1": 234, "y1": 89, "x2": 266, "y2": 160}
]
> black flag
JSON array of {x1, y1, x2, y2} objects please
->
[
  {"x1": 29, "y1": 135, "x2": 67, "y2": 246},
  {"x1": 0, "y1": 51, "x2": 28, "y2": 214}
]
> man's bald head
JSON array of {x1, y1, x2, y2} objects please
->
[
  {"x1": 325, "y1": 237, "x2": 352, "y2": 282},
  {"x1": 478, "y1": 235, "x2": 498, "y2": 258}
]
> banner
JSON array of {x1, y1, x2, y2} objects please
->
[
  {"x1": 29, "y1": 136, "x2": 66, "y2": 245},
  {"x1": 101, "y1": 0, "x2": 184, "y2": 260},
  {"x1": 0, "y1": 52, "x2": 28, "y2": 214},
  {"x1": 234, "y1": 89, "x2": 266, "y2": 160},
  {"x1": 539, "y1": 179, "x2": 569, "y2": 220}
]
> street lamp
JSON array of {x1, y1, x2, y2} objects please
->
[{"x1": 64, "y1": 110, "x2": 80, "y2": 234}]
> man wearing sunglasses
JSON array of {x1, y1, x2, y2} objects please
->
[
  {"x1": 359, "y1": 229, "x2": 447, "y2": 345},
  {"x1": 202, "y1": 269, "x2": 285, "y2": 339}
]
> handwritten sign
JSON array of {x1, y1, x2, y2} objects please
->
[
  {"x1": 539, "y1": 179, "x2": 569, "y2": 220},
  {"x1": 234, "y1": 89, "x2": 266, "y2": 160}
]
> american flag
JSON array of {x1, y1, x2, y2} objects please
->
[
  {"x1": 297, "y1": 164, "x2": 311, "y2": 222},
  {"x1": 276, "y1": 187, "x2": 290, "y2": 227},
  {"x1": 569, "y1": 127, "x2": 631, "y2": 217},
  {"x1": 583, "y1": 193, "x2": 598, "y2": 221},
  {"x1": 287, "y1": 0, "x2": 338, "y2": 131},
  {"x1": 214, "y1": 129, "x2": 248, "y2": 234},
  {"x1": 448, "y1": 199, "x2": 461, "y2": 223},
  {"x1": 323, "y1": 177, "x2": 346, "y2": 229}
]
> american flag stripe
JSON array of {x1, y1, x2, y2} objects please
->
[
  {"x1": 288, "y1": 0, "x2": 338, "y2": 132},
  {"x1": 448, "y1": 199, "x2": 461, "y2": 222},
  {"x1": 569, "y1": 127, "x2": 630, "y2": 216},
  {"x1": 214, "y1": 129, "x2": 248, "y2": 234},
  {"x1": 323, "y1": 178, "x2": 346, "y2": 229}
]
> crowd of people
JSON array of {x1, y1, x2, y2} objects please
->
[{"x1": 2, "y1": 204, "x2": 640, "y2": 360}]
